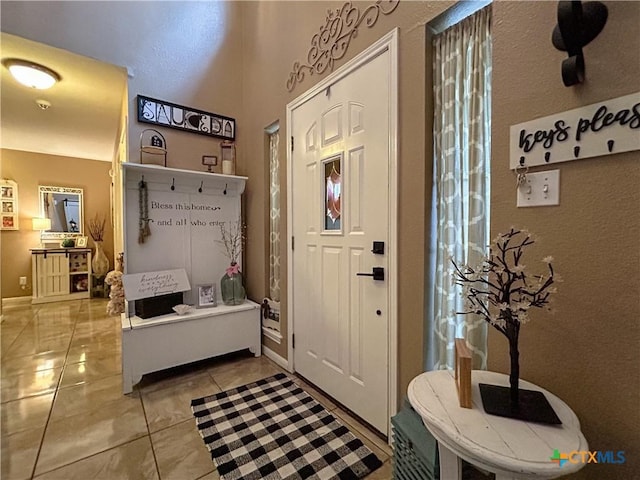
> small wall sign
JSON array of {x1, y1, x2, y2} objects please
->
[
  {"x1": 122, "y1": 268, "x2": 191, "y2": 301},
  {"x1": 510, "y1": 92, "x2": 640, "y2": 169},
  {"x1": 137, "y1": 95, "x2": 235, "y2": 140}
]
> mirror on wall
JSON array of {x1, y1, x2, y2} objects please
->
[{"x1": 39, "y1": 185, "x2": 84, "y2": 239}]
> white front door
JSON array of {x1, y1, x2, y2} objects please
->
[{"x1": 290, "y1": 48, "x2": 392, "y2": 434}]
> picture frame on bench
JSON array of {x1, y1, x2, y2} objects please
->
[{"x1": 197, "y1": 284, "x2": 217, "y2": 308}]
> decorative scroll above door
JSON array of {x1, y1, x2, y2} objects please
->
[{"x1": 286, "y1": 0, "x2": 400, "y2": 92}]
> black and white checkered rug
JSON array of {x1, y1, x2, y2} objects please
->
[{"x1": 191, "y1": 373, "x2": 383, "y2": 480}]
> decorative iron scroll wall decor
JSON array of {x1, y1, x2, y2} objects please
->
[
  {"x1": 286, "y1": 0, "x2": 400, "y2": 92},
  {"x1": 137, "y1": 95, "x2": 235, "y2": 140}
]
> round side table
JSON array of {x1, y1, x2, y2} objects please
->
[{"x1": 408, "y1": 370, "x2": 588, "y2": 479}]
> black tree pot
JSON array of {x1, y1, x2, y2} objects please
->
[{"x1": 479, "y1": 383, "x2": 562, "y2": 425}]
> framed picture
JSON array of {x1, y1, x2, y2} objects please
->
[
  {"x1": 196, "y1": 284, "x2": 217, "y2": 308},
  {"x1": 202, "y1": 155, "x2": 218, "y2": 173},
  {"x1": 76, "y1": 236, "x2": 88, "y2": 247},
  {"x1": 0, "y1": 180, "x2": 18, "y2": 230},
  {"x1": 2, "y1": 215, "x2": 15, "y2": 229}
]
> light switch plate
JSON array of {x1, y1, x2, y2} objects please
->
[{"x1": 517, "y1": 169, "x2": 560, "y2": 207}]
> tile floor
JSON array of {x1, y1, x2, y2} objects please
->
[{"x1": 1, "y1": 299, "x2": 393, "y2": 479}]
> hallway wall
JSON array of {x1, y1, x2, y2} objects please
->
[
  {"x1": 489, "y1": 2, "x2": 639, "y2": 477},
  {"x1": 1, "y1": 149, "x2": 114, "y2": 299}
]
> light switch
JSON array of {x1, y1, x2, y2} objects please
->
[{"x1": 517, "y1": 169, "x2": 560, "y2": 207}]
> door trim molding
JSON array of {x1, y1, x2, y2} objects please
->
[{"x1": 286, "y1": 28, "x2": 399, "y2": 434}]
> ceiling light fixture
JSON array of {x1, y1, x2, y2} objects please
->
[{"x1": 3, "y1": 59, "x2": 60, "y2": 89}]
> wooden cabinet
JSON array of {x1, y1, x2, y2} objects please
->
[{"x1": 31, "y1": 248, "x2": 92, "y2": 304}]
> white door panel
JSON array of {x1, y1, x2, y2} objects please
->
[{"x1": 291, "y1": 50, "x2": 390, "y2": 433}]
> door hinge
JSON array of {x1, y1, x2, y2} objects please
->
[
  {"x1": 292, "y1": 334, "x2": 295, "y2": 349},
  {"x1": 291, "y1": 136, "x2": 294, "y2": 152},
  {"x1": 291, "y1": 236, "x2": 295, "y2": 250}
]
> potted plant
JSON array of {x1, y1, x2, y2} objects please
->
[{"x1": 217, "y1": 220, "x2": 246, "y2": 305}]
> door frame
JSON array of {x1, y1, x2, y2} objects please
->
[{"x1": 286, "y1": 28, "x2": 399, "y2": 428}]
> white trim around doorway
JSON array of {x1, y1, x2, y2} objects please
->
[{"x1": 285, "y1": 28, "x2": 399, "y2": 434}]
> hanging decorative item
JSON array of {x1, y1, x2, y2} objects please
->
[
  {"x1": 140, "y1": 128, "x2": 167, "y2": 166},
  {"x1": 137, "y1": 95, "x2": 235, "y2": 140},
  {"x1": 138, "y1": 177, "x2": 151, "y2": 244},
  {"x1": 551, "y1": 0, "x2": 608, "y2": 87},
  {"x1": 221, "y1": 141, "x2": 236, "y2": 175},
  {"x1": 286, "y1": 0, "x2": 400, "y2": 92}
]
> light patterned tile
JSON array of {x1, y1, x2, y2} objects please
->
[
  {"x1": 1, "y1": 393, "x2": 54, "y2": 436},
  {"x1": 141, "y1": 372, "x2": 220, "y2": 433},
  {"x1": 66, "y1": 342, "x2": 121, "y2": 363},
  {"x1": 4, "y1": 331, "x2": 71, "y2": 359},
  {"x1": 151, "y1": 419, "x2": 216, "y2": 480},
  {"x1": 207, "y1": 355, "x2": 281, "y2": 391},
  {"x1": 1, "y1": 350, "x2": 67, "y2": 377},
  {"x1": 35, "y1": 393, "x2": 147, "y2": 475},
  {"x1": 0, "y1": 427, "x2": 44, "y2": 480},
  {"x1": 51, "y1": 375, "x2": 137, "y2": 421},
  {"x1": 196, "y1": 470, "x2": 220, "y2": 480},
  {"x1": 34, "y1": 436, "x2": 158, "y2": 480},
  {"x1": 1, "y1": 368, "x2": 62, "y2": 403},
  {"x1": 59, "y1": 353, "x2": 122, "y2": 388}
]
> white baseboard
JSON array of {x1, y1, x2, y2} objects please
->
[
  {"x1": 2, "y1": 296, "x2": 32, "y2": 307},
  {"x1": 263, "y1": 345, "x2": 290, "y2": 371}
]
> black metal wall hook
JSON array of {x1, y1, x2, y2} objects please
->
[
  {"x1": 552, "y1": 1, "x2": 608, "y2": 86},
  {"x1": 223, "y1": 183, "x2": 227, "y2": 195},
  {"x1": 198, "y1": 181, "x2": 203, "y2": 193},
  {"x1": 171, "y1": 178, "x2": 175, "y2": 191}
]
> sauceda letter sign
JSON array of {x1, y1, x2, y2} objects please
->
[{"x1": 510, "y1": 92, "x2": 640, "y2": 169}]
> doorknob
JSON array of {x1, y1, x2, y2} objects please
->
[{"x1": 356, "y1": 267, "x2": 384, "y2": 281}]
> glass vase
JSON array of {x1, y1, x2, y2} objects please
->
[
  {"x1": 220, "y1": 263, "x2": 246, "y2": 306},
  {"x1": 92, "y1": 240, "x2": 109, "y2": 277}
]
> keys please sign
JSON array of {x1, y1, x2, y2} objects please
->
[{"x1": 510, "y1": 92, "x2": 640, "y2": 169}]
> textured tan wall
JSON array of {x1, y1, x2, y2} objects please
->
[
  {"x1": 0, "y1": 2, "x2": 245, "y2": 175},
  {"x1": 242, "y1": 1, "x2": 639, "y2": 475},
  {"x1": 490, "y1": 2, "x2": 639, "y2": 478},
  {"x1": 1, "y1": 149, "x2": 114, "y2": 299},
  {"x1": 240, "y1": 0, "x2": 455, "y2": 398}
]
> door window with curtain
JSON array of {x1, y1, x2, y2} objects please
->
[
  {"x1": 426, "y1": 5, "x2": 492, "y2": 371},
  {"x1": 263, "y1": 126, "x2": 281, "y2": 334}
]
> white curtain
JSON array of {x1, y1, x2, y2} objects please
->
[
  {"x1": 269, "y1": 130, "x2": 281, "y2": 303},
  {"x1": 427, "y1": 6, "x2": 492, "y2": 371}
]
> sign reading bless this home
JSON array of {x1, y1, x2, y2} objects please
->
[{"x1": 510, "y1": 92, "x2": 640, "y2": 169}]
